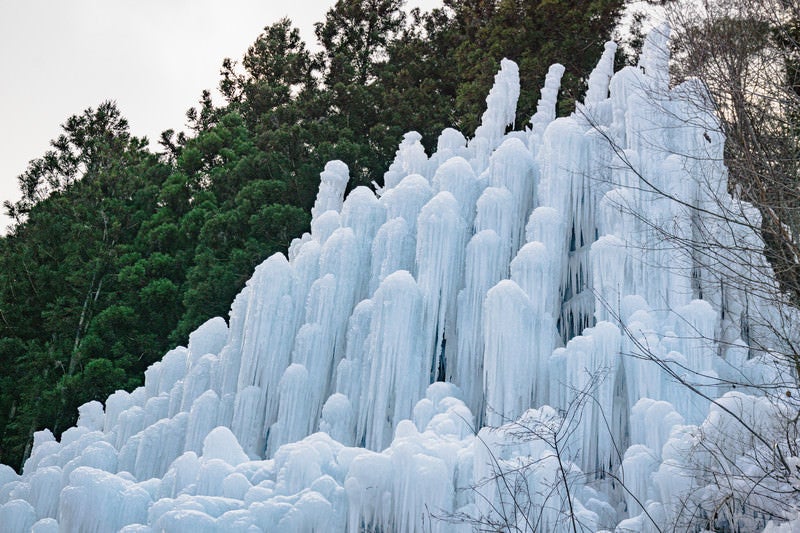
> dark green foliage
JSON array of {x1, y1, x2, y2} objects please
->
[{"x1": 0, "y1": 0, "x2": 625, "y2": 470}]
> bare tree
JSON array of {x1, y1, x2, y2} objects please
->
[
  {"x1": 669, "y1": 0, "x2": 800, "y2": 308},
  {"x1": 573, "y1": 2, "x2": 800, "y2": 528},
  {"x1": 442, "y1": 373, "x2": 618, "y2": 533}
]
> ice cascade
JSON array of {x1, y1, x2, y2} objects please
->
[{"x1": 1, "y1": 25, "x2": 794, "y2": 532}]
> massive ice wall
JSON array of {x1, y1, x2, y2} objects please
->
[{"x1": 1, "y1": 25, "x2": 794, "y2": 532}]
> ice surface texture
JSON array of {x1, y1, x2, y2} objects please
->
[{"x1": 2, "y1": 24, "x2": 794, "y2": 532}]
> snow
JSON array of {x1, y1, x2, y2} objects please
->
[{"x1": 0, "y1": 25, "x2": 795, "y2": 533}]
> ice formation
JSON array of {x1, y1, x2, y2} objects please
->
[{"x1": 3, "y1": 24, "x2": 798, "y2": 532}]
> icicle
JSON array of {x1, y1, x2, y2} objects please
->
[
  {"x1": 288, "y1": 231, "x2": 312, "y2": 262},
  {"x1": 310, "y1": 210, "x2": 341, "y2": 245},
  {"x1": 429, "y1": 128, "x2": 469, "y2": 171},
  {"x1": 266, "y1": 363, "x2": 314, "y2": 456},
  {"x1": 179, "y1": 354, "x2": 217, "y2": 413},
  {"x1": 486, "y1": 138, "x2": 536, "y2": 256},
  {"x1": 369, "y1": 217, "x2": 416, "y2": 293},
  {"x1": 555, "y1": 321, "x2": 622, "y2": 476},
  {"x1": 59, "y1": 468, "x2": 152, "y2": 532},
  {"x1": 379, "y1": 132, "x2": 430, "y2": 194},
  {"x1": 511, "y1": 242, "x2": 555, "y2": 315},
  {"x1": 591, "y1": 234, "x2": 627, "y2": 323},
  {"x1": 451, "y1": 230, "x2": 506, "y2": 418},
  {"x1": 431, "y1": 156, "x2": 480, "y2": 227},
  {"x1": 629, "y1": 398, "x2": 685, "y2": 457},
  {"x1": 380, "y1": 173, "x2": 433, "y2": 237},
  {"x1": 474, "y1": 186, "x2": 516, "y2": 265},
  {"x1": 509, "y1": 243, "x2": 561, "y2": 407},
  {"x1": 143, "y1": 347, "x2": 188, "y2": 399},
  {"x1": 584, "y1": 41, "x2": 618, "y2": 106},
  {"x1": 470, "y1": 58, "x2": 521, "y2": 171},
  {"x1": 529, "y1": 63, "x2": 565, "y2": 142},
  {"x1": 335, "y1": 298, "x2": 374, "y2": 444},
  {"x1": 230, "y1": 253, "x2": 300, "y2": 457},
  {"x1": 638, "y1": 23, "x2": 671, "y2": 91},
  {"x1": 311, "y1": 160, "x2": 350, "y2": 220},
  {"x1": 359, "y1": 271, "x2": 425, "y2": 451},
  {"x1": 619, "y1": 444, "x2": 660, "y2": 517},
  {"x1": 340, "y1": 186, "x2": 386, "y2": 299},
  {"x1": 184, "y1": 390, "x2": 220, "y2": 454},
  {"x1": 416, "y1": 191, "x2": 468, "y2": 381},
  {"x1": 319, "y1": 393, "x2": 355, "y2": 447},
  {"x1": 482, "y1": 280, "x2": 536, "y2": 427},
  {"x1": 187, "y1": 317, "x2": 228, "y2": 367}
]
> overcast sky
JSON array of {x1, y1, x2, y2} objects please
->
[{"x1": 0, "y1": 0, "x2": 441, "y2": 231}]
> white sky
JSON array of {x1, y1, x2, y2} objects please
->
[{"x1": 0, "y1": 0, "x2": 442, "y2": 232}]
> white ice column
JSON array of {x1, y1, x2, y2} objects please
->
[
  {"x1": 451, "y1": 230, "x2": 506, "y2": 419},
  {"x1": 538, "y1": 117, "x2": 598, "y2": 341},
  {"x1": 552, "y1": 321, "x2": 622, "y2": 476},
  {"x1": 428, "y1": 128, "x2": 469, "y2": 170},
  {"x1": 474, "y1": 186, "x2": 516, "y2": 267},
  {"x1": 638, "y1": 23, "x2": 671, "y2": 93},
  {"x1": 369, "y1": 217, "x2": 416, "y2": 294},
  {"x1": 512, "y1": 242, "x2": 559, "y2": 318},
  {"x1": 335, "y1": 299, "x2": 374, "y2": 437},
  {"x1": 584, "y1": 41, "x2": 618, "y2": 106},
  {"x1": 319, "y1": 393, "x2": 355, "y2": 447},
  {"x1": 574, "y1": 41, "x2": 617, "y2": 133},
  {"x1": 311, "y1": 160, "x2": 350, "y2": 220},
  {"x1": 432, "y1": 156, "x2": 480, "y2": 227},
  {"x1": 673, "y1": 300, "x2": 719, "y2": 424},
  {"x1": 183, "y1": 389, "x2": 220, "y2": 455},
  {"x1": 380, "y1": 131, "x2": 430, "y2": 193},
  {"x1": 591, "y1": 234, "x2": 627, "y2": 323},
  {"x1": 486, "y1": 138, "x2": 536, "y2": 257},
  {"x1": 359, "y1": 271, "x2": 426, "y2": 450},
  {"x1": 483, "y1": 280, "x2": 537, "y2": 427},
  {"x1": 525, "y1": 207, "x2": 567, "y2": 319},
  {"x1": 416, "y1": 192, "x2": 468, "y2": 381},
  {"x1": 509, "y1": 242, "x2": 560, "y2": 406},
  {"x1": 311, "y1": 228, "x2": 362, "y2": 367},
  {"x1": 380, "y1": 173, "x2": 434, "y2": 238},
  {"x1": 266, "y1": 363, "x2": 315, "y2": 456},
  {"x1": 470, "y1": 58, "x2": 521, "y2": 171},
  {"x1": 340, "y1": 186, "x2": 387, "y2": 300},
  {"x1": 230, "y1": 254, "x2": 301, "y2": 457},
  {"x1": 529, "y1": 63, "x2": 565, "y2": 145}
]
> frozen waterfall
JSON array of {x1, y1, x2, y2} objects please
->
[{"x1": 1, "y1": 25, "x2": 797, "y2": 532}]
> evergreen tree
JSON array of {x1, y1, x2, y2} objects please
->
[{"x1": 0, "y1": 102, "x2": 170, "y2": 466}]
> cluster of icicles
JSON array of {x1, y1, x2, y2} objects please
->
[{"x1": 1, "y1": 25, "x2": 793, "y2": 532}]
